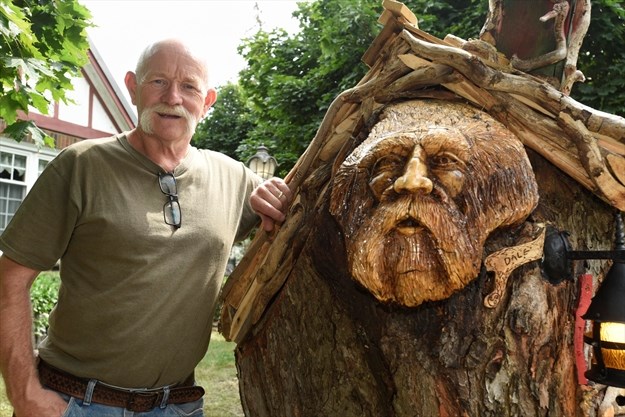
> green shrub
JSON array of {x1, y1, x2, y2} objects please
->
[{"x1": 30, "y1": 271, "x2": 60, "y2": 344}]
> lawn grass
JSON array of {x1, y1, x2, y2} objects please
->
[
  {"x1": 198, "y1": 332, "x2": 244, "y2": 417},
  {"x1": 0, "y1": 387, "x2": 9, "y2": 417},
  {"x1": 0, "y1": 331, "x2": 243, "y2": 417}
]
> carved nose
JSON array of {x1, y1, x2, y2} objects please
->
[{"x1": 393, "y1": 149, "x2": 433, "y2": 195}]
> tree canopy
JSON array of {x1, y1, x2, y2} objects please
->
[
  {"x1": 194, "y1": 0, "x2": 381, "y2": 172},
  {"x1": 0, "y1": 0, "x2": 92, "y2": 146},
  {"x1": 193, "y1": 0, "x2": 624, "y2": 176}
]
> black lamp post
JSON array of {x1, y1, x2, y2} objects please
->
[
  {"x1": 542, "y1": 212, "x2": 625, "y2": 388},
  {"x1": 247, "y1": 144, "x2": 277, "y2": 180}
]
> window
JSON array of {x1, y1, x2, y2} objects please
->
[
  {"x1": 38, "y1": 159, "x2": 49, "y2": 175},
  {"x1": 0, "y1": 147, "x2": 55, "y2": 233},
  {"x1": 0, "y1": 152, "x2": 27, "y2": 231}
]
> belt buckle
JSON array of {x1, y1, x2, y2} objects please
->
[{"x1": 126, "y1": 390, "x2": 163, "y2": 412}]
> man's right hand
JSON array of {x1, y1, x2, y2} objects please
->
[{"x1": 12, "y1": 385, "x2": 69, "y2": 417}]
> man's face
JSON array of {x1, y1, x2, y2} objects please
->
[
  {"x1": 127, "y1": 44, "x2": 216, "y2": 142},
  {"x1": 329, "y1": 101, "x2": 538, "y2": 307}
]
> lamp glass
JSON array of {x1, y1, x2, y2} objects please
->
[
  {"x1": 600, "y1": 322, "x2": 625, "y2": 371},
  {"x1": 602, "y1": 322, "x2": 625, "y2": 344},
  {"x1": 247, "y1": 145, "x2": 277, "y2": 180},
  {"x1": 584, "y1": 320, "x2": 625, "y2": 388}
]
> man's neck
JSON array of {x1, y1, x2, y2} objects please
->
[{"x1": 126, "y1": 129, "x2": 191, "y2": 172}]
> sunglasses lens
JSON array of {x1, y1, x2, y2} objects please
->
[
  {"x1": 164, "y1": 199, "x2": 181, "y2": 227},
  {"x1": 159, "y1": 173, "x2": 181, "y2": 228},
  {"x1": 159, "y1": 174, "x2": 177, "y2": 194}
]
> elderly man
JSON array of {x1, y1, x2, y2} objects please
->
[
  {"x1": 0, "y1": 39, "x2": 291, "y2": 417},
  {"x1": 330, "y1": 100, "x2": 539, "y2": 307}
]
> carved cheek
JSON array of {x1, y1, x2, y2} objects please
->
[{"x1": 436, "y1": 170, "x2": 465, "y2": 197}]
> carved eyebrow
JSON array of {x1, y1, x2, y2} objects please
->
[
  {"x1": 357, "y1": 136, "x2": 412, "y2": 166},
  {"x1": 420, "y1": 131, "x2": 471, "y2": 162},
  {"x1": 354, "y1": 129, "x2": 472, "y2": 170}
]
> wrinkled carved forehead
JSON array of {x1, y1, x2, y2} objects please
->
[
  {"x1": 343, "y1": 127, "x2": 472, "y2": 170},
  {"x1": 330, "y1": 100, "x2": 539, "y2": 234},
  {"x1": 349, "y1": 100, "x2": 510, "y2": 162}
]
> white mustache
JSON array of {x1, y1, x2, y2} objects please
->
[
  {"x1": 139, "y1": 104, "x2": 198, "y2": 135},
  {"x1": 149, "y1": 104, "x2": 193, "y2": 119}
]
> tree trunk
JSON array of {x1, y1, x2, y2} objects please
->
[{"x1": 232, "y1": 149, "x2": 617, "y2": 417}]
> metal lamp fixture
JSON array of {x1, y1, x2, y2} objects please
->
[
  {"x1": 542, "y1": 212, "x2": 625, "y2": 388},
  {"x1": 247, "y1": 144, "x2": 277, "y2": 180}
]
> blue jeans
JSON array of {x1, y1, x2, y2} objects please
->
[{"x1": 55, "y1": 382, "x2": 205, "y2": 417}]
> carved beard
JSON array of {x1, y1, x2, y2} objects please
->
[{"x1": 347, "y1": 194, "x2": 481, "y2": 307}]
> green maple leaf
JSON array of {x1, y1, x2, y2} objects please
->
[{"x1": 2, "y1": 120, "x2": 53, "y2": 148}]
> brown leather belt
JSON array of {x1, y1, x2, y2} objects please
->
[{"x1": 38, "y1": 360, "x2": 205, "y2": 412}]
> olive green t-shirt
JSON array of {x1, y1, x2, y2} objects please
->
[{"x1": 0, "y1": 134, "x2": 260, "y2": 388}]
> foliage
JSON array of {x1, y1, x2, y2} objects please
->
[
  {"x1": 571, "y1": 0, "x2": 625, "y2": 116},
  {"x1": 403, "y1": 0, "x2": 487, "y2": 39},
  {"x1": 195, "y1": 0, "x2": 380, "y2": 175},
  {"x1": 30, "y1": 271, "x2": 60, "y2": 343},
  {"x1": 192, "y1": 83, "x2": 253, "y2": 160},
  {"x1": 0, "y1": 0, "x2": 92, "y2": 145},
  {"x1": 194, "y1": 0, "x2": 624, "y2": 174}
]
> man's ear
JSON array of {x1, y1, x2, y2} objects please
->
[
  {"x1": 202, "y1": 88, "x2": 218, "y2": 116},
  {"x1": 124, "y1": 71, "x2": 138, "y2": 105}
]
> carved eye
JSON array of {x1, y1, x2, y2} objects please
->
[
  {"x1": 430, "y1": 151, "x2": 466, "y2": 197},
  {"x1": 431, "y1": 152, "x2": 464, "y2": 171},
  {"x1": 369, "y1": 154, "x2": 406, "y2": 200}
]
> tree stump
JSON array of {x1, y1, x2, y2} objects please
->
[{"x1": 220, "y1": 2, "x2": 625, "y2": 416}]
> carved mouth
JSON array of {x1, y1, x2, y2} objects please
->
[{"x1": 395, "y1": 216, "x2": 424, "y2": 235}]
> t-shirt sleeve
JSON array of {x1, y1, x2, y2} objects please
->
[{"x1": 0, "y1": 151, "x2": 79, "y2": 271}]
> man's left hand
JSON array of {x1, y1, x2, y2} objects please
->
[{"x1": 250, "y1": 178, "x2": 292, "y2": 232}]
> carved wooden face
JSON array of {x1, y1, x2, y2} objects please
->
[{"x1": 330, "y1": 100, "x2": 539, "y2": 307}]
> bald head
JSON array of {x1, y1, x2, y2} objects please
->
[{"x1": 135, "y1": 39, "x2": 210, "y2": 90}]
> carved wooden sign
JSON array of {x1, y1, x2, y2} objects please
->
[{"x1": 483, "y1": 225, "x2": 546, "y2": 308}]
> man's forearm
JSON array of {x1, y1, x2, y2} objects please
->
[{"x1": 0, "y1": 256, "x2": 41, "y2": 409}]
